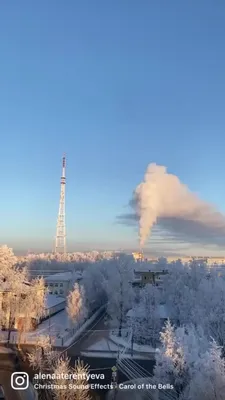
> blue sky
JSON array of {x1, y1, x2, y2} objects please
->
[{"x1": 1, "y1": 1, "x2": 225, "y2": 255}]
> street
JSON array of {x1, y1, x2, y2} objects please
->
[
  {"x1": 0, "y1": 311, "x2": 155, "y2": 400},
  {"x1": 66, "y1": 309, "x2": 108, "y2": 355}
]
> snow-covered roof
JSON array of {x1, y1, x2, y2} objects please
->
[
  {"x1": 126, "y1": 304, "x2": 169, "y2": 320},
  {"x1": 134, "y1": 269, "x2": 168, "y2": 274},
  {"x1": 45, "y1": 294, "x2": 66, "y2": 309},
  {"x1": 45, "y1": 271, "x2": 80, "y2": 282}
]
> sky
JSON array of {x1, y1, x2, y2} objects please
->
[{"x1": 1, "y1": 1, "x2": 225, "y2": 256}]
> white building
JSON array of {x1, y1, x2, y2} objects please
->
[{"x1": 44, "y1": 271, "x2": 82, "y2": 297}]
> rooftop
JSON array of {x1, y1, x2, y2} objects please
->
[
  {"x1": 45, "y1": 294, "x2": 65, "y2": 309},
  {"x1": 45, "y1": 271, "x2": 81, "y2": 282}
]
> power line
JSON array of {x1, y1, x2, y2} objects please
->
[{"x1": 118, "y1": 358, "x2": 178, "y2": 400}]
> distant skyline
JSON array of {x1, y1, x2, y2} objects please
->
[{"x1": 1, "y1": 1, "x2": 225, "y2": 256}]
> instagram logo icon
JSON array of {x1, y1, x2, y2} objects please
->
[{"x1": 11, "y1": 372, "x2": 29, "y2": 390}]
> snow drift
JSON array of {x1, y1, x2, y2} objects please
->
[{"x1": 120, "y1": 163, "x2": 225, "y2": 248}]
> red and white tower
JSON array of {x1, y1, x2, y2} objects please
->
[{"x1": 55, "y1": 155, "x2": 66, "y2": 253}]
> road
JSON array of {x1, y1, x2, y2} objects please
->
[
  {"x1": 66, "y1": 309, "x2": 108, "y2": 355},
  {"x1": 7, "y1": 310, "x2": 155, "y2": 399},
  {"x1": 65, "y1": 311, "x2": 155, "y2": 399}
]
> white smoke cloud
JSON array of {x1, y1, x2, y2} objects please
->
[{"x1": 120, "y1": 163, "x2": 225, "y2": 249}]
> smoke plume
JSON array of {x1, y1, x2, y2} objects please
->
[{"x1": 124, "y1": 163, "x2": 225, "y2": 248}]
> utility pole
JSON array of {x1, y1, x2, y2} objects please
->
[
  {"x1": 131, "y1": 325, "x2": 134, "y2": 357},
  {"x1": 111, "y1": 364, "x2": 118, "y2": 400},
  {"x1": 111, "y1": 341, "x2": 121, "y2": 400},
  {"x1": 48, "y1": 309, "x2": 51, "y2": 344}
]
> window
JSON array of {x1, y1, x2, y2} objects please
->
[
  {"x1": 49, "y1": 291, "x2": 52, "y2": 295},
  {"x1": 60, "y1": 289, "x2": 63, "y2": 294},
  {"x1": 55, "y1": 283, "x2": 58, "y2": 287},
  {"x1": 60, "y1": 283, "x2": 63, "y2": 287},
  {"x1": 55, "y1": 291, "x2": 58, "y2": 295},
  {"x1": 49, "y1": 283, "x2": 53, "y2": 287}
]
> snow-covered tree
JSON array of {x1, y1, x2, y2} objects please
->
[
  {"x1": 154, "y1": 320, "x2": 216, "y2": 398},
  {"x1": 0, "y1": 245, "x2": 17, "y2": 279},
  {"x1": 140, "y1": 285, "x2": 161, "y2": 345},
  {"x1": 104, "y1": 254, "x2": 134, "y2": 336},
  {"x1": 52, "y1": 355, "x2": 72, "y2": 400},
  {"x1": 70, "y1": 358, "x2": 91, "y2": 400},
  {"x1": 82, "y1": 262, "x2": 107, "y2": 312},
  {"x1": 27, "y1": 335, "x2": 58, "y2": 371},
  {"x1": 28, "y1": 336, "x2": 91, "y2": 400},
  {"x1": 51, "y1": 357, "x2": 91, "y2": 400},
  {"x1": 0, "y1": 246, "x2": 46, "y2": 344},
  {"x1": 161, "y1": 260, "x2": 225, "y2": 354},
  {"x1": 129, "y1": 285, "x2": 161, "y2": 346},
  {"x1": 154, "y1": 320, "x2": 182, "y2": 394},
  {"x1": 181, "y1": 340, "x2": 225, "y2": 400},
  {"x1": 17, "y1": 277, "x2": 46, "y2": 344},
  {"x1": 66, "y1": 283, "x2": 88, "y2": 329}
]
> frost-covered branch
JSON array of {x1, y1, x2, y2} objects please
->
[{"x1": 66, "y1": 283, "x2": 88, "y2": 328}]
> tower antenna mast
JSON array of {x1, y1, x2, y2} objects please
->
[{"x1": 55, "y1": 155, "x2": 66, "y2": 254}]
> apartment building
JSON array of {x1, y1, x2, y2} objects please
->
[
  {"x1": 44, "y1": 271, "x2": 82, "y2": 297},
  {"x1": 132, "y1": 269, "x2": 168, "y2": 287}
]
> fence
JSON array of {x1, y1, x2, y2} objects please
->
[
  {"x1": 0, "y1": 331, "x2": 59, "y2": 346},
  {"x1": 0, "y1": 304, "x2": 106, "y2": 347},
  {"x1": 59, "y1": 304, "x2": 106, "y2": 347}
]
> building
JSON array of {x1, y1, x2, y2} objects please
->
[
  {"x1": 0, "y1": 284, "x2": 66, "y2": 331},
  {"x1": 132, "y1": 252, "x2": 145, "y2": 262},
  {"x1": 15, "y1": 294, "x2": 66, "y2": 331},
  {"x1": 132, "y1": 270, "x2": 168, "y2": 287},
  {"x1": 44, "y1": 271, "x2": 82, "y2": 297}
]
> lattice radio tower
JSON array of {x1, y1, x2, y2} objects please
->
[{"x1": 55, "y1": 155, "x2": 66, "y2": 254}]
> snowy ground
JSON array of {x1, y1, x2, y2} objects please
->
[
  {"x1": 28, "y1": 309, "x2": 70, "y2": 339},
  {"x1": 109, "y1": 333, "x2": 158, "y2": 354},
  {"x1": 0, "y1": 306, "x2": 106, "y2": 348},
  {"x1": 80, "y1": 334, "x2": 156, "y2": 360},
  {"x1": 0, "y1": 310, "x2": 70, "y2": 345},
  {"x1": 0, "y1": 308, "x2": 157, "y2": 359},
  {"x1": 81, "y1": 351, "x2": 153, "y2": 359},
  {"x1": 62, "y1": 305, "x2": 106, "y2": 347}
]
